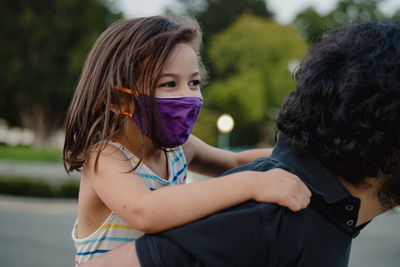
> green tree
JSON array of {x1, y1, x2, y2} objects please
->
[
  {"x1": 177, "y1": 0, "x2": 272, "y2": 36},
  {"x1": 173, "y1": 1, "x2": 275, "y2": 147},
  {"x1": 295, "y1": 0, "x2": 389, "y2": 43},
  {"x1": 174, "y1": 0, "x2": 273, "y2": 81},
  {"x1": 204, "y1": 14, "x2": 306, "y2": 146},
  {"x1": 0, "y1": 0, "x2": 121, "y2": 146}
]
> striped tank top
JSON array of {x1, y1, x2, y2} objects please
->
[{"x1": 72, "y1": 140, "x2": 188, "y2": 265}]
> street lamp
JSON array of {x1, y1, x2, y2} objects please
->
[{"x1": 217, "y1": 113, "x2": 234, "y2": 148}]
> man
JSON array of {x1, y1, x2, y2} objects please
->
[{"x1": 81, "y1": 21, "x2": 400, "y2": 267}]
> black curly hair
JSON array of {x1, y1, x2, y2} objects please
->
[{"x1": 276, "y1": 21, "x2": 400, "y2": 185}]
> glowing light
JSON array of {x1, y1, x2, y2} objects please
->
[{"x1": 217, "y1": 114, "x2": 234, "y2": 133}]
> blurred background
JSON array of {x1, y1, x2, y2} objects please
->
[{"x1": 0, "y1": 0, "x2": 399, "y2": 266}]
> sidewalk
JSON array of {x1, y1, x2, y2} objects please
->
[
  {"x1": 0, "y1": 195, "x2": 77, "y2": 215},
  {"x1": 0, "y1": 160, "x2": 79, "y2": 180}
]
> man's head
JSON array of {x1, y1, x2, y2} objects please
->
[{"x1": 276, "y1": 21, "x2": 400, "y2": 210}]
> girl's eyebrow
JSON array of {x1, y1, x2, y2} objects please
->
[{"x1": 159, "y1": 72, "x2": 200, "y2": 78}]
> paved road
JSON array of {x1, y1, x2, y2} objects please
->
[
  {"x1": 0, "y1": 195, "x2": 399, "y2": 267},
  {"x1": 350, "y1": 211, "x2": 400, "y2": 266},
  {"x1": 0, "y1": 196, "x2": 77, "y2": 267},
  {"x1": 0, "y1": 161, "x2": 399, "y2": 266}
]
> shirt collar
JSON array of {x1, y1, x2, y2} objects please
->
[
  {"x1": 269, "y1": 133, "x2": 354, "y2": 204},
  {"x1": 269, "y1": 134, "x2": 367, "y2": 235}
]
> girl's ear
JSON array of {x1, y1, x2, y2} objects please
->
[
  {"x1": 108, "y1": 99, "x2": 134, "y2": 118},
  {"x1": 109, "y1": 86, "x2": 137, "y2": 117}
]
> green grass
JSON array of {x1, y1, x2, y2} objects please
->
[
  {"x1": 0, "y1": 177, "x2": 79, "y2": 199},
  {"x1": 0, "y1": 145, "x2": 62, "y2": 162}
]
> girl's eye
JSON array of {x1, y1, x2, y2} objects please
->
[
  {"x1": 159, "y1": 81, "x2": 176, "y2": 87},
  {"x1": 189, "y1": 80, "x2": 201, "y2": 87}
]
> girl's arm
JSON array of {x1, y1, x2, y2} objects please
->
[
  {"x1": 184, "y1": 135, "x2": 273, "y2": 177},
  {"x1": 87, "y1": 145, "x2": 311, "y2": 234}
]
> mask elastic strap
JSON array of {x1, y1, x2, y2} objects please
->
[
  {"x1": 91, "y1": 86, "x2": 140, "y2": 114},
  {"x1": 121, "y1": 111, "x2": 133, "y2": 118},
  {"x1": 114, "y1": 85, "x2": 139, "y2": 118},
  {"x1": 113, "y1": 86, "x2": 140, "y2": 96}
]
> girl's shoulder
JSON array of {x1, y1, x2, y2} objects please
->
[
  {"x1": 83, "y1": 140, "x2": 136, "y2": 174},
  {"x1": 80, "y1": 141, "x2": 138, "y2": 192}
]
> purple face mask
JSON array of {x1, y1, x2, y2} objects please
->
[{"x1": 132, "y1": 94, "x2": 203, "y2": 148}]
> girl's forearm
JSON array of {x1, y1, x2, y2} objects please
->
[
  {"x1": 236, "y1": 148, "x2": 273, "y2": 166},
  {"x1": 130, "y1": 171, "x2": 260, "y2": 233}
]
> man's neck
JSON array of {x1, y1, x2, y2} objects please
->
[{"x1": 337, "y1": 177, "x2": 385, "y2": 227}]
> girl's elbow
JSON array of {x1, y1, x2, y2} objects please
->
[
  {"x1": 141, "y1": 225, "x2": 159, "y2": 234},
  {"x1": 128, "y1": 206, "x2": 159, "y2": 233},
  {"x1": 134, "y1": 217, "x2": 158, "y2": 233}
]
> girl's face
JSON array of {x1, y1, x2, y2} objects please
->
[{"x1": 155, "y1": 43, "x2": 202, "y2": 99}]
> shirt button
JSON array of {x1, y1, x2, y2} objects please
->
[
  {"x1": 346, "y1": 220, "x2": 354, "y2": 226},
  {"x1": 345, "y1": 205, "x2": 354, "y2": 211}
]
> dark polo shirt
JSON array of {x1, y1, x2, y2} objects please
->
[{"x1": 136, "y1": 134, "x2": 366, "y2": 267}]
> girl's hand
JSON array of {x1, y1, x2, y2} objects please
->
[{"x1": 252, "y1": 168, "x2": 312, "y2": 212}]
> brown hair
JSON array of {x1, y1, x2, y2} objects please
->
[{"x1": 63, "y1": 15, "x2": 204, "y2": 174}]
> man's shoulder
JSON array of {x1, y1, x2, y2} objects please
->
[
  {"x1": 160, "y1": 200, "x2": 299, "y2": 266},
  {"x1": 219, "y1": 199, "x2": 308, "y2": 242}
]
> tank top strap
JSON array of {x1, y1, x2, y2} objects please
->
[
  {"x1": 103, "y1": 140, "x2": 141, "y2": 166},
  {"x1": 102, "y1": 140, "x2": 187, "y2": 185},
  {"x1": 165, "y1": 146, "x2": 188, "y2": 184}
]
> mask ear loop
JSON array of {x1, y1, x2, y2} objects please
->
[
  {"x1": 121, "y1": 111, "x2": 133, "y2": 118},
  {"x1": 113, "y1": 86, "x2": 140, "y2": 96},
  {"x1": 115, "y1": 85, "x2": 149, "y2": 158},
  {"x1": 113, "y1": 85, "x2": 140, "y2": 118},
  {"x1": 113, "y1": 86, "x2": 146, "y2": 171},
  {"x1": 90, "y1": 86, "x2": 140, "y2": 115}
]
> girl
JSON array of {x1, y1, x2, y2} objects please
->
[{"x1": 63, "y1": 15, "x2": 311, "y2": 265}]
